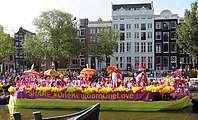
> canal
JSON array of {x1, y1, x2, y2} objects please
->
[{"x1": 0, "y1": 92, "x2": 198, "y2": 120}]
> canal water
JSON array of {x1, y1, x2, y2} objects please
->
[{"x1": 1, "y1": 92, "x2": 198, "y2": 120}]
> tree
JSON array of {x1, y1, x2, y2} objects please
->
[
  {"x1": 23, "y1": 33, "x2": 46, "y2": 65},
  {"x1": 24, "y1": 9, "x2": 83, "y2": 68},
  {"x1": 176, "y1": 2, "x2": 198, "y2": 67},
  {"x1": 0, "y1": 25, "x2": 14, "y2": 71},
  {"x1": 89, "y1": 27, "x2": 118, "y2": 65}
]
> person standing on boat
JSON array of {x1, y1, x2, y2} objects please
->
[
  {"x1": 112, "y1": 71, "x2": 118, "y2": 87},
  {"x1": 136, "y1": 72, "x2": 144, "y2": 87},
  {"x1": 173, "y1": 76, "x2": 180, "y2": 99}
]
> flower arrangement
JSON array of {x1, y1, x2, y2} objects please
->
[
  {"x1": 161, "y1": 86, "x2": 175, "y2": 93},
  {"x1": 11, "y1": 85, "x2": 176, "y2": 94},
  {"x1": 132, "y1": 87, "x2": 144, "y2": 93},
  {"x1": 8, "y1": 86, "x2": 16, "y2": 93},
  {"x1": 145, "y1": 85, "x2": 175, "y2": 93},
  {"x1": 0, "y1": 83, "x2": 2, "y2": 89}
]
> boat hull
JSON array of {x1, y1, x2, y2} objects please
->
[{"x1": 8, "y1": 96, "x2": 191, "y2": 111}]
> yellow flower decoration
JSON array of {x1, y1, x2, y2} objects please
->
[
  {"x1": 0, "y1": 83, "x2": 2, "y2": 89},
  {"x1": 8, "y1": 86, "x2": 16, "y2": 93}
]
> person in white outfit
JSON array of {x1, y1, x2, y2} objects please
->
[{"x1": 112, "y1": 71, "x2": 118, "y2": 87}]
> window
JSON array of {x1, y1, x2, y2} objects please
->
[
  {"x1": 148, "y1": 23, "x2": 152, "y2": 29},
  {"x1": 163, "y1": 22, "x2": 169, "y2": 30},
  {"x1": 97, "y1": 28, "x2": 101, "y2": 33},
  {"x1": 135, "y1": 32, "x2": 139, "y2": 39},
  {"x1": 141, "y1": 32, "x2": 146, "y2": 40},
  {"x1": 72, "y1": 59, "x2": 78, "y2": 64},
  {"x1": 126, "y1": 42, "x2": 131, "y2": 52},
  {"x1": 120, "y1": 42, "x2": 125, "y2": 52},
  {"x1": 141, "y1": 56, "x2": 146, "y2": 66},
  {"x1": 120, "y1": 57, "x2": 124, "y2": 69},
  {"x1": 15, "y1": 42, "x2": 19, "y2": 46},
  {"x1": 81, "y1": 59, "x2": 85, "y2": 66},
  {"x1": 171, "y1": 42, "x2": 177, "y2": 52},
  {"x1": 89, "y1": 28, "x2": 96, "y2": 34},
  {"x1": 155, "y1": 22, "x2": 161, "y2": 29},
  {"x1": 80, "y1": 29, "x2": 85, "y2": 36},
  {"x1": 180, "y1": 57, "x2": 184, "y2": 63},
  {"x1": 116, "y1": 57, "x2": 118, "y2": 61},
  {"x1": 141, "y1": 23, "x2": 146, "y2": 30},
  {"x1": 127, "y1": 57, "x2": 131, "y2": 63},
  {"x1": 170, "y1": 21, "x2": 176, "y2": 28},
  {"x1": 170, "y1": 31, "x2": 176, "y2": 40},
  {"x1": 148, "y1": 56, "x2": 152, "y2": 69},
  {"x1": 163, "y1": 56, "x2": 169, "y2": 70},
  {"x1": 120, "y1": 18, "x2": 124, "y2": 20},
  {"x1": 155, "y1": 56, "x2": 161, "y2": 70},
  {"x1": 163, "y1": 43, "x2": 169, "y2": 53},
  {"x1": 19, "y1": 35, "x2": 23, "y2": 40},
  {"x1": 134, "y1": 24, "x2": 139, "y2": 29},
  {"x1": 171, "y1": 56, "x2": 177, "y2": 63},
  {"x1": 141, "y1": 42, "x2": 146, "y2": 52},
  {"x1": 126, "y1": 32, "x2": 131, "y2": 39},
  {"x1": 113, "y1": 18, "x2": 118, "y2": 20},
  {"x1": 9, "y1": 55, "x2": 13, "y2": 61},
  {"x1": 163, "y1": 32, "x2": 169, "y2": 42},
  {"x1": 156, "y1": 32, "x2": 161, "y2": 40},
  {"x1": 120, "y1": 33, "x2": 125, "y2": 40},
  {"x1": 156, "y1": 44, "x2": 161, "y2": 53},
  {"x1": 148, "y1": 42, "x2": 152, "y2": 52},
  {"x1": 148, "y1": 32, "x2": 152, "y2": 38},
  {"x1": 135, "y1": 57, "x2": 139, "y2": 69},
  {"x1": 120, "y1": 24, "x2": 125, "y2": 31},
  {"x1": 135, "y1": 42, "x2": 139, "y2": 52},
  {"x1": 113, "y1": 24, "x2": 118, "y2": 29},
  {"x1": 80, "y1": 19, "x2": 85, "y2": 26},
  {"x1": 126, "y1": 24, "x2": 131, "y2": 29}
]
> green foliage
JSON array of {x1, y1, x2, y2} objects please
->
[
  {"x1": 176, "y1": 2, "x2": 198, "y2": 66},
  {"x1": 23, "y1": 33, "x2": 46, "y2": 64},
  {"x1": 24, "y1": 9, "x2": 83, "y2": 65},
  {"x1": 189, "y1": 69, "x2": 197, "y2": 78},
  {"x1": 0, "y1": 25, "x2": 14, "y2": 62},
  {"x1": 89, "y1": 27, "x2": 118, "y2": 61}
]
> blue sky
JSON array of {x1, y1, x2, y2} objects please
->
[{"x1": 0, "y1": 0, "x2": 195, "y2": 35}]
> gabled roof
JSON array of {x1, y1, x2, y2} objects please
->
[{"x1": 15, "y1": 27, "x2": 35, "y2": 35}]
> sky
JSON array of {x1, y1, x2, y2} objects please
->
[{"x1": 0, "y1": 0, "x2": 195, "y2": 35}]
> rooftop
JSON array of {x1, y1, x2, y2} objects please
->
[{"x1": 112, "y1": 3, "x2": 152, "y2": 11}]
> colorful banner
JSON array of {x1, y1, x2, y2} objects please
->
[{"x1": 16, "y1": 90, "x2": 154, "y2": 101}]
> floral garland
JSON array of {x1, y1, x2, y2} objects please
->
[
  {"x1": 0, "y1": 83, "x2": 2, "y2": 89},
  {"x1": 8, "y1": 85, "x2": 175, "y2": 94}
]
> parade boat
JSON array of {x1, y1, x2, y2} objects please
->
[
  {"x1": 8, "y1": 86, "x2": 192, "y2": 112},
  {"x1": 7, "y1": 64, "x2": 192, "y2": 111}
]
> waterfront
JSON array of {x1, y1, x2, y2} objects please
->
[{"x1": 0, "y1": 92, "x2": 198, "y2": 120}]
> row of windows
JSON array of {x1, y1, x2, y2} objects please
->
[
  {"x1": 113, "y1": 17, "x2": 153, "y2": 21},
  {"x1": 114, "y1": 23, "x2": 152, "y2": 31},
  {"x1": 155, "y1": 43, "x2": 177, "y2": 53},
  {"x1": 155, "y1": 21, "x2": 176, "y2": 30},
  {"x1": 115, "y1": 56, "x2": 153, "y2": 69},
  {"x1": 155, "y1": 56, "x2": 177, "y2": 70},
  {"x1": 120, "y1": 32, "x2": 153, "y2": 40},
  {"x1": 118, "y1": 42, "x2": 152, "y2": 53},
  {"x1": 156, "y1": 31, "x2": 176, "y2": 40}
]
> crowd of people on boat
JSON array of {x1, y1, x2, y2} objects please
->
[{"x1": 0, "y1": 67, "x2": 192, "y2": 96}]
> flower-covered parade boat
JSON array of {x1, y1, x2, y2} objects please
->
[{"x1": 8, "y1": 64, "x2": 192, "y2": 111}]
